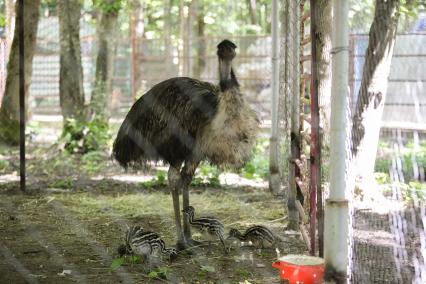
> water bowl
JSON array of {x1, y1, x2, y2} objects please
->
[{"x1": 272, "y1": 254, "x2": 324, "y2": 284}]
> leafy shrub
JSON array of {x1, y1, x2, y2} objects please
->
[
  {"x1": 192, "y1": 163, "x2": 221, "y2": 187},
  {"x1": 81, "y1": 151, "x2": 106, "y2": 175},
  {"x1": 240, "y1": 137, "x2": 269, "y2": 180},
  {"x1": 60, "y1": 119, "x2": 111, "y2": 154},
  {"x1": 0, "y1": 159, "x2": 9, "y2": 171},
  {"x1": 141, "y1": 170, "x2": 167, "y2": 188},
  {"x1": 49, "y1": 177, "x2": 74, "y2": 189}
]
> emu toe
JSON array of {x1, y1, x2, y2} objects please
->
[
  {"x1": 176, "y1": 240, "x2": 197, "y2": 255},
  {"x1": 186, "y1": 238, "x2": 202, "y2": 247}
]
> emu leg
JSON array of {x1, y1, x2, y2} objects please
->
[
  {"x1": 168, "y1": 166, "x2": 186, "y2": 250},
  {"x1": 181, "y1": 160, "x2": 201, "y2": 246},
  {"x1": 218, "y1": 233, "x2": 228, "y2": 255}
]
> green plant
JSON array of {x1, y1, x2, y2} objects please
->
[
  {"x1": 110, "y1": 255, "x2": 141, "y2": 271},
  {"x1": 60, "y1": 119, "x2": 111, "y2": 154},
  {"x1": 0, "y1": 159, "x2": 9, "y2": 172},
  {"x1": 141, "y1": 170, "x2": 167, "y2": 188},
  {"x1": 240, "y1": 138, "x2": 269, "y2": 180},
  {"x1": 401, "y1": 141, "x2": 426, "y2": 181},
  {"x1": 148, "y1": 267, "x2": 169, "y2": 280},
  {"x1": 374, "y1": 158, "x2": 392, "y2": 174},
  {"x1": 234, "y1": 267, "x2": 251, "y2": 278},
  {"x1": 374, "y1": 172, "x2": 390, "y2": 185},
  {"x1": 110, "y1": 257, "x2": 125, "y2": 270},
  {"x1": 192, "y1": 163, "x2": 221, "y2": 187},
  {"x1": 49, "y1": 177, "x2": 74, "y2": 189},
  {"x1": 81, "y1": 151, "x2": 106, "y2": 175},
  {"x1": 408, "y1": 181, "x2": 425, "y2": 201}
]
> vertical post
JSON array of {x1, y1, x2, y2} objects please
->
[
  {"x1": 325, "y1": 0, "x2": 350, "y2": 282},
  {"x1": 309, "y1": 0, "x2": 321, "y2": 256},
  {"x1": 269, "y1": 0, "x2": 280, "y2": 195},
  {"x1": 19, "y1": 0, "x2": 25, "y2": 192},
  {"x1": 287, "y1": 0, "x2": 301, "y2": 230}
]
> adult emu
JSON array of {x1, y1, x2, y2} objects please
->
[{"x1": 113, "y1": 40, "x2": 259, "y2": 250}]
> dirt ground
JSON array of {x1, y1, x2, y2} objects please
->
[
  {"x1": 2, "y1": 138, "x2": 424, "y2": 283},
  {"x1": 0, "y1": 176, "x2": 307, "y2": 284}
]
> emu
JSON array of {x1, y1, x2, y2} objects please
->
[{"x1": 113, "y1": 40, "x2": 259, "y2": 250}]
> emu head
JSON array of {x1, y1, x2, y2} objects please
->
[
  {"x1": 167, "y1": 248, "x2": 178, "y2": 262},
  {"x1": 117, "y1": 243, "x2": 131, "y2": 257},
  {"x1": 182, "y1": 205, "x2": 195, "y2": 217},
  {"x1": 217, "y1": 40, "x2": 237, "y2": 61},
  {"x1": 227, "y1": 228, "x2": 242, "y2": 240}
]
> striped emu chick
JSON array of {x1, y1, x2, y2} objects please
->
[
  {"x1": 228, "y1": 225, "x2": 276, "y2": 248},
  {"x1": 182, "y1": 206, "x2": 227, "y2": 254},
  {"x1": 118, "y1": 226, "x2": 177, "y2": 264}
]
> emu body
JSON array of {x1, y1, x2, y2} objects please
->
[
  {"x1": 119, "y1": 226, "x2": 177, "y2": 264},
  {"x1": 113, "y1": 40, "x2": 259, "y2": 250},
  {"x1": 228, "y1": 225, "x2": 276, "y2": 248},
  {"x1": 182, "y1": 206, "x2": 227, "y2": 254}
]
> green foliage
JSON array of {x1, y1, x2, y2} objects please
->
[
  {"x1": 234, "y1": 267, "x2": 251, "y2": 278},
  {"x1": 60, "y1": 119, "x2": 111, "y2": 154},
  {"x1": 401, "y1": 142, "x2": 426, "y2": 181},
  {"x1": 376, "y1": 141, "x2": 426, "y2": 182},
  {"x1": 349, "y1": 0, "x2": 426, "y2": 33},
  {"x1": 0, "y1": 13, "x2": 5, "y2": 28},
  {"x1": 375, "y1": 158, "x2": 392, "y2": 174},
  {"x1": 110, "y1": 257, "x2": 125, "y2": 270},
  {"x1": 49, "y1": 177, "x2": 74, "y2": 189},
  {"x1": 0, "y1": 159, "x2": 9, "y2": 172},
  {"x1": 374, "y1": 172, "x2": 390, "y2": 185},
  {"x1": 148, "y1": 267, "x2": 169, "y2": 280},
  {"x1": 375, "y1": 141, "x2": 392, "y2": 173},
  {"x1": 81, "y1": 150, "x2": 106, "y2": 174},
  {"x1": 192, "y1": 163, "x2": 221, "y2": 187},
  {"x1": 141, "y1": 170, "x2": 167, "y2": 188},
  {"x1": 200, "y1": 265, "x2": 215, "y2": 273},
  {"x1": 93, "y1": 0, "x2": 122, "y2": 14},
  {"x1": 110, "y1": 255, "x2": 141, "y2": 271},
  {"x1": 240, "y1": 138, "x2": 269, "y2": 180},
  {"x1": 408, "y1": 181, "x2": 425, "y2": 201}
]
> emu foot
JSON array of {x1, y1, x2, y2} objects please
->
[
  {"x1": 185, "y1": 238, "x2": 202, "y2": 247},
  {"x1": 176, "y1": 240, "x2": 196, "y2": 255}
]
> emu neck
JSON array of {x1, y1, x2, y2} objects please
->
[
  {"x1": 234, "y1": 230, "x2": 244, "y2": 240},
  {"x1": 187, "y1": 212, "x2": 195, "y2": 224},
  {"x1": 219, "y1": 58, "x2": 239, "y2": 91}
]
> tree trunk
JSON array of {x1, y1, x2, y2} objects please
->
[
  {"x1": 178, "y1": 0, "x2": 185, "y2": 76},
  {"x1": 194, "y1": 1, "x2": 205, "y2": 78},
  {"x1": 130, "y1": 0, "x2": 144, "y2": 101},
  {"x1": 5, "y1": 0, "x2": 15, "y2": 58},
  {"x1": 183, "y1": 0, "x2": 195, "y2": 77},
  {"x1": 58, "y1": 0, "x2": 86, "y2": 123},
  {"x1": 311, "y1": 0, "x2": 332, "y2": 257},
  {"x1": 90, "y1": 1, "x2": 121, "y2": 122},
  {"x1": 246, "y1": 0, "x2": 257, "y2": 26},
  {"x1": 0, "y1": 0, "x2": 40, "y2": 145},
  {"x1": 351, "y1": 0, "x2": 400, "y2": 189},
  {"x1": 163, "y1": 0, "x2": 173, "y2": 78}
]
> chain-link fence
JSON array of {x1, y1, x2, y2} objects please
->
[{"x1": 1, "y1": 4, "x2": 426, "y2": 283}]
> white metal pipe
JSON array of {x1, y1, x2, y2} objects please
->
[
  {"x1": 324, "y1": 0, "x2": 351, "y2": 282},
  {"x1": 269, "y1": 0, "x2": 280, "y2": 193}
]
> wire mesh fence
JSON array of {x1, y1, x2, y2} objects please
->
[{"x1": 0, "y1": 6, "x2": 425, "y2": 283}]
